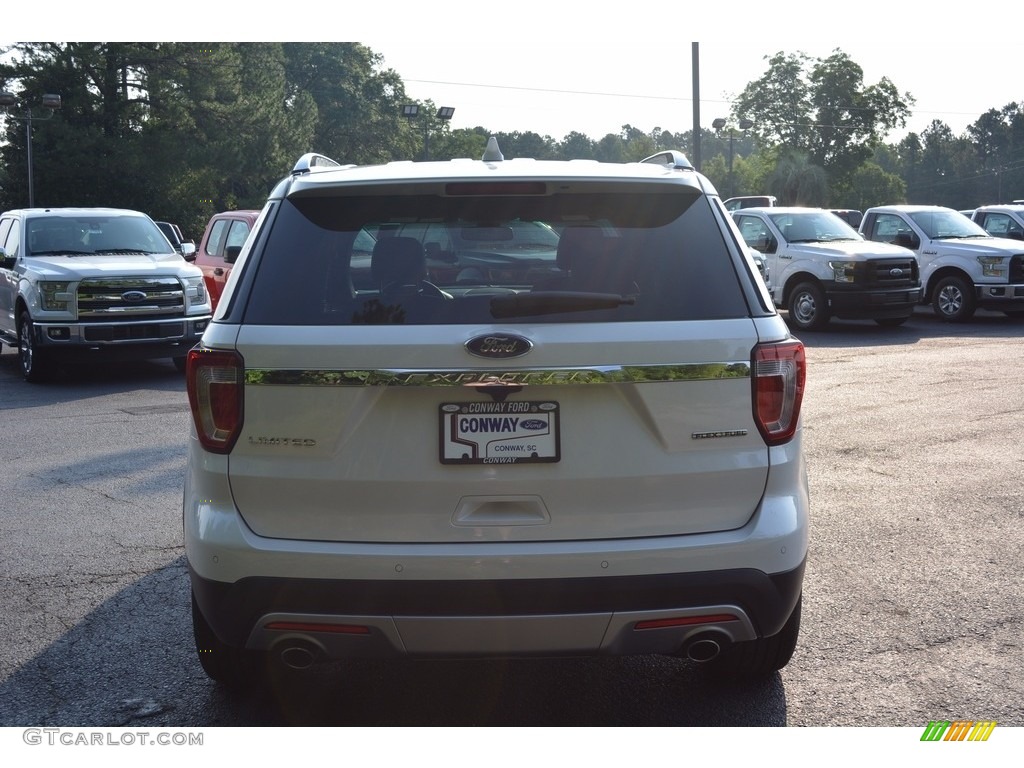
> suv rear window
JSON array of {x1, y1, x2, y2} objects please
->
[{"x1": 241, "y1": 184, "x2": 748, "y2": 325}]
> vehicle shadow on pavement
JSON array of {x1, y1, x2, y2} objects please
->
[
  {"x1": 0, "y1": 350, "x2": 186, "y2": 405},
  {"x1": 786, "y1": 319, "x2": 925, "y2": 348},
  {"x1": 0, "y1": 557, "x2": 788, "y2": 727},
  {"x1": 789, "y1": 310, "x2": 1024, "y2": 349}
]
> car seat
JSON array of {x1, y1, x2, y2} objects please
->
[
  {"x1": 369, "y1": 236, "x2": 452, "y2": 309},
  {"x1": 555, "y1": 227, "x2": 637, "y2": 295}
]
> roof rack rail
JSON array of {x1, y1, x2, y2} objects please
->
[
  {"x1": 291, "y1": 153, "x2": 351, "y2": 176},
  {"x1": 640, "y1": 150, "x2": 694, "y2": 170}
]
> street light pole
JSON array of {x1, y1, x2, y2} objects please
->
[
  {"x1": 727, "y1": 129, "x2": 736, "y2": 199},
  {"x1": 401, "y1": 104, "x2": 456, "y2": 161},
  {"x1": 711, "y1": 117, "x2": 753, "y2": 199},
  {"x1": 0, "y1": 92, "x2": 62, "y2": 208}
]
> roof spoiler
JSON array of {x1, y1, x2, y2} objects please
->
[
  {"x1": 640, "y1": 150, "x2": 694, "y2": 170},
  {"x1": 291, "y1": 153, "x2": 354, "y2": 176}
]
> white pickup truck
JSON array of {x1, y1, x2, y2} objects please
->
[
  {"x1": 860, "y1": 204, "x2": 1024, "y2": 321},
  {"x1": 971, "y1": 204, "x2": 1024, "y2": 241},
  {"x1": 731, "y1": 207, "x2": 920, "y2": 330},
  {"x1": 0, "y1": 207, "x2": 212, "y2": 381}
]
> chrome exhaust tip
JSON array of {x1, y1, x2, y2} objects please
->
[
  {"x1": 276, "y1": 640, "x2": 322, "y2": 670},
  {"x1": 683, "y1": 631, "x2": 730, "y2": 662}
]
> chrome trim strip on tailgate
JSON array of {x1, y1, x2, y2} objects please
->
[{"x1": 244, "y1": 362, "x2": 751, "y2": 387}]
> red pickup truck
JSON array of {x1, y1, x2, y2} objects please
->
[{"x1": 195, "y1": 210, "x2": 260, "y2": 310}]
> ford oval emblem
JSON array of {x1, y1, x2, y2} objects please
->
[
  {"x1": 889, "y1": 268, "x2": 904, "y2": 277},
  {"x1": 465, "y1": 334, "x2": 533, "y2": 359},
  {"x1": 122, "y1": 290, "x2": 148, "y2": 302},
  {"x1": 520, "y1": 419, "x2": 547, "y2": 430}
]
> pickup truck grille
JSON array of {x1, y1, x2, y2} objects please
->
[
  {"x1": 1010, "y1": 254, "x2": 1024, "y2": 283},
  {"x1": 859, "y1": 257, "x2": 918, "y2": 286},
  {"x1": 77, "y1": 277, "x2": 185, "y2": 321}
]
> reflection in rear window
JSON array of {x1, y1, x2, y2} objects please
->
[{"x1": 241, "y1": 186, "x2": 748, "y2": 325}]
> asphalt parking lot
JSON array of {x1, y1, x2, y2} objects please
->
[{"x1": 0, "y1": 307, "x2": 1021, "y2": 726}]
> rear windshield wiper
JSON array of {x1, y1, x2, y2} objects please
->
[{"x1": 490, "y1": 291, "x2": 635, "y2": 319}]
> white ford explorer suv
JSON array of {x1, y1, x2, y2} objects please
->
[{"x1": 184, "y1": 139, "x2": 809, "y2": 688}]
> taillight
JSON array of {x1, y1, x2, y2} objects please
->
[
  {"x1": 186, "y1": 348, "x2": 244, "y2": 454},
  {"x1": 752, "y1": 340, "x2": 806, "y2": 446}
]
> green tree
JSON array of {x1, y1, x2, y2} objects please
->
[
  {"x1": 593, "y1": 133, "x2": 626, "y2": 163},
  {"x1": 281, "y1": 43, "x2": 412, "y2": 164},
  {"x1": 186, "y1": 43, "x2": 316, "y2": 213},
  {"x1": 620, "y1": 124, "x2": 657, "y2": 161},
  {"x1": 701, "y1": 154, "x2": 729, "y2": 195},
  {"x1": 910, "y1": 121, "x2": 965, "y2": 208},
  {"x1": 492, "y1": 131, "x2": 557, "y2": 159},
  {"x1": 966, "y1": 104, "x2": 1024, "y2": 203},
  {"x1": 0, "y1": 42, "x2": 416, "y2": 235},
  {"x1": 766, "y1": 150, "x2": 827, "y2": 205},
  {"x1": 726, "y1": 154, "x2": 763, "y2": 199},
  {"x1": 734, "y1": 50, "x2": 913, "y2": 201},
  {"x1": 653, "y1": 129, "x2": 689, "y2": 155},
  {"x1": 17, "y1": 41, "x2": 1024, "y2": 225},
  {"x1": 1, "y1": 42, "x2": 159, "y2": 210},
  {"x1": 434, "y1": 126, "x2": 489, "y2": 161},
  {"x1": 847, "y1": 161, "x2": 906, "y2": 208},
  {"x1": 557, "y1": 131, "x2": 596, "y2": 160}
]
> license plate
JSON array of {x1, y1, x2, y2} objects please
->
[{"x1": 440, "y1": 401, "x2": 560, "y2": 465}]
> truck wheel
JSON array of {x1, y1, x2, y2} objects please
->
[
  {"x1": 18, "y1": 311, "x2": 53, "y2": 383},
  {"x1": 932, "y1": 275, "x2": 976, "y2": 322},
  {"x1": 705, "y1": 595, "x2": 802, "y2": 680},
  {"x1": 787, "y1": 282, "x2": 829, "y2": 331}
]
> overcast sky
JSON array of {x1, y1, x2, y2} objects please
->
[{"x1": 7, "y1": 2, "x2": 1022, "y2": 145}]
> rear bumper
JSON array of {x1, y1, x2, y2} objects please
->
[
  {"x1": 190, "y1": 561, "x2": 805, "y2": 658},
  {"x1": 185, "y1": 427, "x2": 809, "y2": 659}
]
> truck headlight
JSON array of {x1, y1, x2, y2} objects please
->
[
  {"x1": 828, "y1": 260, "x2": 857, "y2": 283},
  {"x1": 977, "y1": 256, "x2": 1007, "y2": 277},
  {"x1": 39, "y1": 281, "x2": 72, "y2": 311},
  {"x1": 183, "y1": 276, "x2": 207, "y2": 304}
]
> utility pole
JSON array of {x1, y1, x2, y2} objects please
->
[{"x1": 692, "y1": 43, "x2": 701, "y2": 171}]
